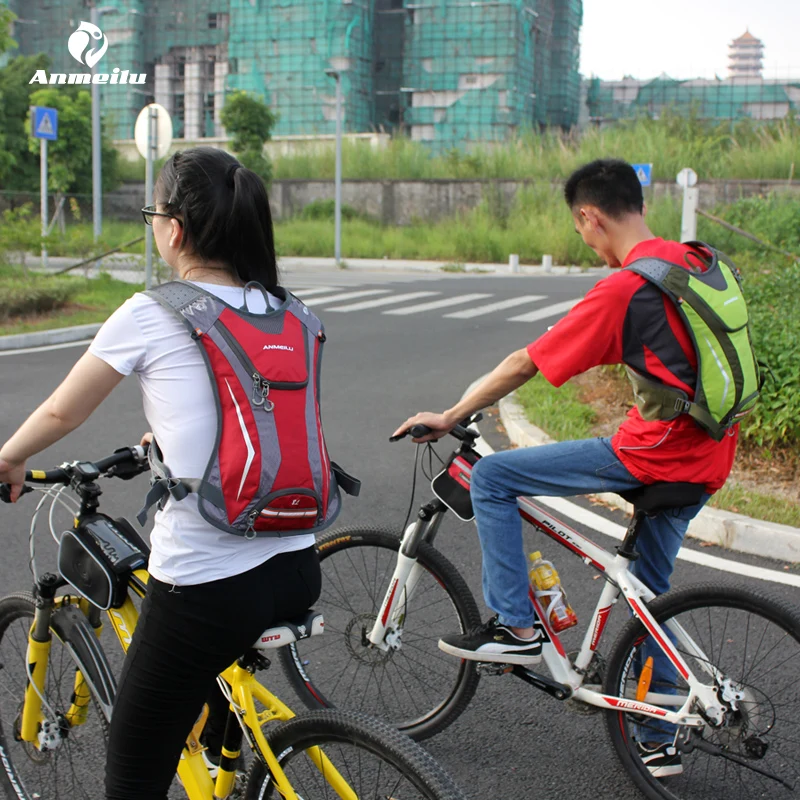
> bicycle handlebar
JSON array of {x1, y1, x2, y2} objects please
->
[
  {"x1": 0, "y1": 444, "x2": 150, "y2": 504},
  {"x1": 389, "y1": 413, "x2": 482, "y2": 444}
]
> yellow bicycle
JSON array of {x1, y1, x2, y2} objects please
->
[{"x1": 0, "y1": 446, "x2": 465, "y2": 800}]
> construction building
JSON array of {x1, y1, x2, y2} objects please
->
[
  {"x1": 582, "y1": 31, "x2": 799, "y2": 126},
  {"x1": 2, "y1": 0, "x2": 583, "y2": 149}
]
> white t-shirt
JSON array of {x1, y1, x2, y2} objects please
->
[{"x1": 89, "y1": 281, "x2": 315, "y2": 586}]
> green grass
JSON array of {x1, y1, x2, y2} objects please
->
[
  {"x1": 0, "y1": 269, "x2": 141, "y2": 336},
  {"x1": 516, "y1": 376, "x2": 598, "y2": 442},
  {"x1": 707, "y1": 483, "x2": 800, "y2": 529},
  {"x1": 272, "y1": 117, "x2": 800, "y2": 182}
]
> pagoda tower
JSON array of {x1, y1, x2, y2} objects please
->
[{"x1": 728, "y1": 29, "x2": 764, "y2": 78}]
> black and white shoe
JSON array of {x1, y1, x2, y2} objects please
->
[
  {"x1": 638, "y1": 742, "x2": 683, "y2": 777},
  {"x1": 438, "y1": 616, "x2": 543, "y2": 666}
]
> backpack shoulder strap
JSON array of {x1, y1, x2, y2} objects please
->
[{"x1": 144, "y1": 280, "x2": 226, "y2": 336}]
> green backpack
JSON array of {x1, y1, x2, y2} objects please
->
[{"x1": 624, "y1": 242, "x2": 761, "y2": 441}]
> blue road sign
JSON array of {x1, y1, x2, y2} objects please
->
[
  {"x1": 31, "y1": 106, "x2": 58, "y2": 141},
  {"x1": 632, "y1": 162, "x2": 652, "y2": 187}
]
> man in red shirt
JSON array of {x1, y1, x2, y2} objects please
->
[{"x1": 394, "y1": 160, "x2": 734, "y2": 772}]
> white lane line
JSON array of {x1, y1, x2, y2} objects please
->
[
  {"x1": 508, "y1": 298, "x2": 581, "y2": 322},
  {"x1": 306, "y1": 290, "x2": 391, "y2": 306},
  {"x1": 0, "y1": 339, "x2": 94, "y2": 357},
  {"x1": 384, "y1": 293, "x2": 493, "y2": 316},
  {"x1": 326, "y1": 292, "x2": 440, "y2": 313},
  {"x1": 444, "y1": 295, "x2": 546, "y2": 319},
  {"x1": 534, "y1": 496, "x2": 800, "y2": 588}
]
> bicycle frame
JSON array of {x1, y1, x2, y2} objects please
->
[
  {"x1": 368, "y1": 491, "x2": 727, "y2": 731},
  {"x1": 21, "y1": 567, "x2": 359, "y2": 800}
]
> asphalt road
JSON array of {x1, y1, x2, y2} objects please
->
[{"x1": 1, "y1": 267, "x2": 798, "y2": 800}]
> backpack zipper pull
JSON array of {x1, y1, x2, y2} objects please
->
[{"x1": 251, "y1": 373, "x2": 275, "y2": 412}]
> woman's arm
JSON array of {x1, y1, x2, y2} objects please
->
[{"x1": 0, "y1": 352, "x2": 125, "y2": 499}]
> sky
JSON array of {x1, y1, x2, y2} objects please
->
[{"x1": 579, "y1": 0, "x2": 800, "y2": 81}]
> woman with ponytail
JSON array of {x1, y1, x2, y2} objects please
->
[{"x1": 0, "y1": 147, "x2": 325, "y2": 799}]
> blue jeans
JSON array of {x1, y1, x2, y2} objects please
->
[{"x1": 470, "y1": 438, "x2": 709, "y2": 743}]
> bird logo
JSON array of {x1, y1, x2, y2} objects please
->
[{"x1": 68, "y1": 21, "x2": 108, "y2": 69}]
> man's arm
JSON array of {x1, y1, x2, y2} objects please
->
[{"x1": 392, "y1": 348, "x2": 538, "y2": 441}]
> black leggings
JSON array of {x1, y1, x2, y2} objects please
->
[{"x1": 105, "y1": 546, "x2": 321, "y2": 800}]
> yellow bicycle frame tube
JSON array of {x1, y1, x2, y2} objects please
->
[
  {"x1": 222, "y1": 663, "x2": 359, "y2": 800},
  {"x1": 20, "y1": 633, "x2": 51, "y2": 742}
]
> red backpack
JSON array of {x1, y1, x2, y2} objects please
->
[{"x1": 137, "y1": 281, "x2": 359, "y2": 538}]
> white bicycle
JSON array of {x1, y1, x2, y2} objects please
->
[{"x1": 280, "y1": 417, "x2": 800, "y2": 800}]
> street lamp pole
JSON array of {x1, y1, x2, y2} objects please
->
[{"x1": 326, "y1": 69, "x2": 343, "y2": 268}]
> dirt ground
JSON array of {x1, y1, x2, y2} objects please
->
[{"x1": 571, "y1": 367, "x2": 799, "y2": 505}]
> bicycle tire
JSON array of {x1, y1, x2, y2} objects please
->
[
  {"x1": 243, "y1": 708, "x2": 466, "y2": 800},
  {"x1": 0, "y1": 594, "x2": 110, "y2": 800},
  {"x1": 278, "y1": 526, "x2": 481, "y2": 741},
  {"x1": 604, "y1": 583, "x2": 800, "y2": 800}
]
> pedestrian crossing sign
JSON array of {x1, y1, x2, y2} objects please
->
[
  {"x1": 632, "y1": 163, "x2": 652, "y2": 187},
  {"x1": 31, "y1": 106, "x2": 58, "y2": 141}
]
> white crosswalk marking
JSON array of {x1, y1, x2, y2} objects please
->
[
  {"x1": 384, "y1": 293, "x2": 493, "y2": 316},
  {"x1": 306, "y1": 289, "x2": 391, "y2": 306},
  {"x1": 290, "y1": 286, "x2": 339, "y2": 298},
  {"x1": 326, "y1": 291, "x2": 440, "y2": 313},
  {"x1": 444, "y1": 295, "x2": 546, "y2": 319},
  {"x1": 507, "y1": 298, "x2": 582, "y2": 323}
]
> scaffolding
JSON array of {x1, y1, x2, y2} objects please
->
[
  {"x1": 585, "y1": 76, "x2": 800, "y2": 125},
  {"x1": 373, "y1": 0, "x2": 583, "y2": 149},
  {"x1": 3, "y1": 0, "x2": 584, "y2": 147}
]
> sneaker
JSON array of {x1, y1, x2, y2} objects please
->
[
  {"x1": 638, "y1": 742, "x2": 683, "y2": 777},
  {"x1": 438, "y1": 616, "x2": 543, "y2": 666}
]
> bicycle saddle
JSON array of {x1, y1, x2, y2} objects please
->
[
  {"x1": 253, "y1": 609, "x2": 324, "y2": 651},
  {"x1": 618, "y1": 481, "x2": 705, "y2": 513}
]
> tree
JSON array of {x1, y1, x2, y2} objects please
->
[
  {"x1": 0, "y1": 53, "x2": 50, "y2": 190},
  {"x1": 220, "y1": 91, "x2": 277, "y2": 186},
  {"x1": 25, "y1": 87, "x2": 119, "y2": 195}
]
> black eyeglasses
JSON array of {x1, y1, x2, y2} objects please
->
[{"x1": 141, "y1": 205, "x2": 183, "y2": 226}]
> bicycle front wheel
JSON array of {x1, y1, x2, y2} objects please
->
[
  {"x1": 243, "y1": 709, "x2": 465, "y2": 800},
  {"x1": 278, "y1": 527, "x2": 481, "y2": 741},
  {"x1": 604, "y1": 584, "x2": 800, "y2": 800},
  {"x1": 0, "y1": 594, "x2": 110, "y2": 800}
]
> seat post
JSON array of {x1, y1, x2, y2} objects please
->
[{"x1": 616, "y1": 508, "x2": 646, "y2": 561}]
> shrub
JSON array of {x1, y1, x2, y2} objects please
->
[
  {"x1": 739, "y1": 255, "x2": 800, "y2": 449},
  {"x1": 297, "y1": 199, "x2": 372, "y2": 222},
  {"x1": 0, "y1": 275, "x2": 77, "y2": 320}
]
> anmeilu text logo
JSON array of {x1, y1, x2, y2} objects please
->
[
  {"x1": 30, "y1": 21, "x2": 146, "y2": 86},
  {"x1": 67, "y1": 21, "x2": 108, "y2": 69}
]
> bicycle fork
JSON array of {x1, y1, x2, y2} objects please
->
[{"x1": 367, "y1": 504, "x2": 446, "y2": 651}]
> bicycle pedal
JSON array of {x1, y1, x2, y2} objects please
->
[{"x1": 477, "y1": 663, "x2": 515, "y2": 676}]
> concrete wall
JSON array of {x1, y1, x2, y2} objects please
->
[
  {"x1": 2, "y1": 179, "x2": 798, "y2": 226},
  {"x1": 269, "y1": 178, "x2": 800, "y2": 225}
]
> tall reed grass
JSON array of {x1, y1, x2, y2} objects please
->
[{"x1": 273, "y1": 116, "x2": 800, "y2": 182}]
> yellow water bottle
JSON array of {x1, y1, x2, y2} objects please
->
[{"x1": 529, "y1": 551, "x2": 578, "y2": 632}]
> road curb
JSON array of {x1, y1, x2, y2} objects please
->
[
  {"x1": 494, "y1": 392, "x2": 800, "y2": 564},
  {"x1": 0, "y1": 324, "x2": 102, "y2": 351}
]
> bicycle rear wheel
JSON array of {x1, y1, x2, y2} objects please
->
[
  {"x1": 0, "y1": 594, "x2": 110, "y2": 800},
  {"x1": 604, "y1": 584, "x2": 800, "y2": 800},
  {"x1": 243, "y1": 708, "x2": 465, "y2": 800},
  {"x1": 278, "y1": 527, "x2": 481, "y2": 741}
]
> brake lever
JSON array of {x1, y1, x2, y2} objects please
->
[{"x1": 0, "y1": 484, "x2": 34, "y2": 504}]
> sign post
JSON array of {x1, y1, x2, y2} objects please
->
[
  {"x1": 30, "y1": 106, "x2": 59, "y2": 270},
  {"x1": 676, "y1": 168, "x2": 699, "y2": 242},
  {"x1": 134, "y1": 103, "x2": 173, "y2": 288}
]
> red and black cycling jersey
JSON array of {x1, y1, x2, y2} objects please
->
[{"x1": 528, "y1": 237, "x2": 737, "y2": 493}]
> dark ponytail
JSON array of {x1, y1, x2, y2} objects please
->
[{"x1": 155, "y1": 147, "x2": 278, "y2": 288}]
